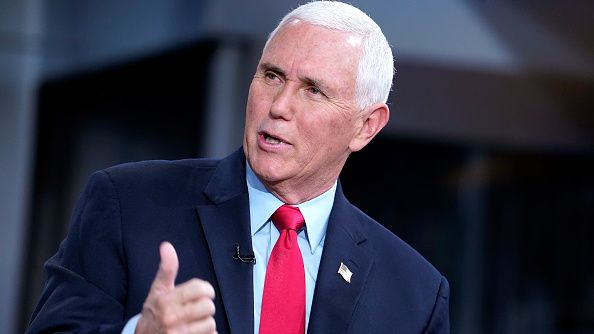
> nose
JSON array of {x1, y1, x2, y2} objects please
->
[{"x1": 269, "y1": 82, "x2": 295, "y2": 121}]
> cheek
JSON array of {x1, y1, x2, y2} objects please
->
[
  {"x1": 303, "y1": 116, "x2": 354, "y2": 155},
  {"x1": 245, "y1": 101, "x2": 263, "y2": 127},
  {"x1": 305, "y1": 110, "x2": 351, "y2": 136},
  {"x1": 299, "y1": 117, "x2": 334, "y2": 150},
  {"x1": 246, "y1": 86, "x2": 272, "y2": 121}
]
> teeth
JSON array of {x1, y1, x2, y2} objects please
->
[{"x1": 265, "y1": 135, "x2": 281, "y2": 144}]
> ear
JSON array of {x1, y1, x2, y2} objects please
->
[{"x1": 349, "y1": 103, "x2": 390, "y2": 152}]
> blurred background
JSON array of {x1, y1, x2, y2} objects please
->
[{"x1": 1, "y1": 0, "x2": 593, "y2": 333}]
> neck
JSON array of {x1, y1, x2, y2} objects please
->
[{"x1": 262, "y1": 173, "x2": 339, "y2": 205}]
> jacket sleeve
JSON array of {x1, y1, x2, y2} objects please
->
[
  {"x1": 423, "y1": 276, "x2": 451, "y2": 334},
  {"x1": 27, "y1": 170, "x2": 129, "y2": 334}
]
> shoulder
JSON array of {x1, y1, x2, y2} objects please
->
[
  {"x1": 332, "y1": 198, "x2": 449, "y2": 329},
  {"x1": 333, "y1": 186, "x2": 444, "y2": 283},
  {"x1": 91, "y1": 156, "x2": 229, "y2": 207},
  {"x1": 108, "y1": 157, "x2": 219, "y2": 183},
  {"x1": 349, "y1": 203, "x2": 445, "y2": 287},
  {"x1": 355, "y1": 207, "x2": 442, "y2": 282}
]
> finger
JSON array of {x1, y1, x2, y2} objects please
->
[
  {"x1": 163, "y1": 297, "x2": 216, "y2": 325},
  {"x1": 187, "y1": 297, "x2": 216, "y2": 319},
  {"x1": 153, "y1": 241, "x2": 179, "y2": 290},
  {"x1": 184, "y1": 316, "x2": 217, "y2": 334},
  {"x1": 173, "y1": 278, "x2": 216, "y2": 303}
]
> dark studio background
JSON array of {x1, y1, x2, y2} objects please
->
[{"x1": 1, "y1": 1, "x2": 593, "y2": 333}]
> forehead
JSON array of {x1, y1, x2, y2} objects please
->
[{"x1": 261, "y1": 21, "x2": 363, "y2": 93}]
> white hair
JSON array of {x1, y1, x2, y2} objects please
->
[{"x1": 265, "y1": 1, "x2": 394, "y2": 109}]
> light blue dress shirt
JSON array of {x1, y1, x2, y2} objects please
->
[
  {"x1": 246, "y1": 163, "x2": 335, "y2": 334},
  {"x1": 122, "y1": 163, "x2": 336, "y2": 334}
]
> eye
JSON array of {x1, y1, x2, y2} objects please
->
[
  {"x1": 264, "y1": 71, "x2": 282, "y2": 83},
  {"x1": 307, "y1": 86, "x2": 322, "y2": 95},
  {"x1": 305, "y1": 86, "x2": 326, "y2": 99}
]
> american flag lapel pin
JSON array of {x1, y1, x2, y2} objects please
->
[{"x1": 337, "y1": 262, "x2": 353, "y2": 283}]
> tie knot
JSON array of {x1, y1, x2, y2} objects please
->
[{"x1": 271, "y1": 205, "x2": 305, "y2": 231}]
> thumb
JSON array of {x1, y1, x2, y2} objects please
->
[{"x1": 153, "y1": 241, "x2": 179, "y2": 290}]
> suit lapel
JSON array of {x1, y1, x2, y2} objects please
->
[
  {"x1": 308, "y1": 183, "x2": 374, "y2": 333},
  {"x1": 195, "y1": 150, "x2": 254, "y2": 334}
]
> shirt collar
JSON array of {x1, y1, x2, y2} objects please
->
[{"x1": 246, "y1": 162, "x2": 336, "y2": 254}]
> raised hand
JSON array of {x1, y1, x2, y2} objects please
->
[{"x1": 135, "y1": 242, "x2": 217, "y2": 334}]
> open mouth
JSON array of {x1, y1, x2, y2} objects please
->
[{"x1": 261, "y1": 132, "x2": 285, "y2": 145}]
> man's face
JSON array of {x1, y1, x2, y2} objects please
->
[{"x1": 243, "y1": 20, "x2": 364, "y2": 203}]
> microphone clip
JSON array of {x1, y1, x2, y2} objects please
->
[{"x1": 233, "y1": 243, "x2": 256, "y2": 264}]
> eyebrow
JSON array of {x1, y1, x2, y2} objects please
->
[
  {"x1": 259, "y1": 62, "x2": 334, "y2": 95},
  {"x1": 302, "y1": 77, "x2": 330, "y2": 93},
  {"x1": 259, "y1": 62, "x2": 286, "y2": 78}
]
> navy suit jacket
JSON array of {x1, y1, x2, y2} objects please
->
[{"x1": 28, "y1": 148, "x2": 449, "y2": 333}]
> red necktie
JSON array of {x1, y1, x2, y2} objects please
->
[{"x1": 259, "y1": 205, "x2": 306, "y2": 334}]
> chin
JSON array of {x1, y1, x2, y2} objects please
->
[
  {"x1": 253, "y1": 164, "x2": 280, "y2": 181},
  {"x1": 251, "y1": 160, "x2": 287, "y2": 182}
]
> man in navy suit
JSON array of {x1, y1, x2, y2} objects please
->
[{"x1": 28, "y1": 2, "x2": 449, "y2": 333}]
